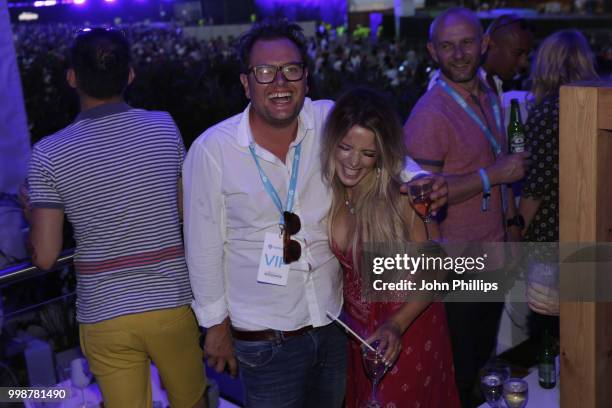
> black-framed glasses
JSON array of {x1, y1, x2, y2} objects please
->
[
  {"x1": 282, "y1": 211, "x2": 301, "y2": 264},
  {"x1": 248, "y1": 62, "x2": 306, "y2": 84}
]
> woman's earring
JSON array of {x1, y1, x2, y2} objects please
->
[{"x1": 376, "y1": 167, "x2": 381, "y2": 177}]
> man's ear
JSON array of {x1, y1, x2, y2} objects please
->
[
  {"x1": 426, "y1": 42, "x2": 438, "y2": 64},
  {"x1": 66, "y1": 68, "x2": 77, "y2": 89},
  {"x1": 304, "y1": 68, "x2": 309, "y2": 95},
  {"x1": 481, "y1": 34, "x2": 490, "y2": 56},
  {"x1": 240, "y1": 73, "x2": 250, "y2": 99},
  {"x1": 127, "y1": 66, "x2": 135, "y2": 85}
]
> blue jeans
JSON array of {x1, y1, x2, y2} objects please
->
[{"x1": 233, "y1": 323, "x2": 347, "y2": 408}]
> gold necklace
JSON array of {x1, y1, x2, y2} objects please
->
[{"x1": 344, "y1": 191, "x2": 356, "y2": 215}]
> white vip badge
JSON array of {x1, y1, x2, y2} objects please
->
[{"x1": 257, "y1": 232, "x2": 290, "y2": 286}]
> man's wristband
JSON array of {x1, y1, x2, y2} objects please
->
[{"x1": 478, "y1": 168, "x2": 491, "y2": 212}]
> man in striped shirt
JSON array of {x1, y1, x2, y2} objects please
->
[{"x1": 26, "y1": 28, "x2": 206, "y2": 408}]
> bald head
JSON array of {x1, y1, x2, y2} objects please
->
[
  {"x1": 426, "y1": 7, "x2": 487, "y2": 87},
  {"x1": 429, "y1": 7, "x2": 483, "y2": 44},
  {"x1": 483, "y1": 14, "x2": 533, "y2": 80}
]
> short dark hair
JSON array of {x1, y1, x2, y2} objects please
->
[
  {"x1": 238, "y1": 20, "x2": 308, "y2": 73},
  {"x1": 69, "y1": 28, "x2": 131, "y2": 99},
  {"x1": 486, "y1": 14, "x2": 531, "y2": 37}
]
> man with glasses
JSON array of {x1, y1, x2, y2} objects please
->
[
  {"x1": 182, "y1": 20, "x2": 446, "y2": 408},
  {"x1": 26, "y1": 28, "x2": 206, "y2": 408}
]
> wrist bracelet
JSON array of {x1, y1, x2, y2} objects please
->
[{"x1": 478, "y1": 168, "x2": 491, "y2": 212}]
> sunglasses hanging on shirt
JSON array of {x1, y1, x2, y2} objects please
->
[{"x1": 282, "y1": 211, "x2": 302, "y2": 264}]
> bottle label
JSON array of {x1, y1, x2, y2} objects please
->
[
  {"x1": 538, "y1": 362, "x2": 556, "y2": 385},
  {"x1": 509, "y1": 132, "x2": 525, "y2": 153}
]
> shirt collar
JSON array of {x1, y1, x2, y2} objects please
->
[
  {"x1": 440, "y1": 73, "x2": 489, "y2": 101},
  {"x1": 236, "y1": 97, "x2": 315, "y2": 148},
  {"x1": 74, "y1": 102, "x2": 132, "y2": 123},
  {"x1": 479, "y1": 68, "x2": 503, "y2": 95}
]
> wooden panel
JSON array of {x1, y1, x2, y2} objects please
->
[
  {"x1": 559, "y1": 84, "x2": 612, "y2": 408},
  {"x1": 595, "y1": 95, "x2": 612, "y2": 404},
  {"x1": 560, "y1": 302, "x2": 612, "y2": 407},
  {"x1": 597, "y1": 130, "x2": 612, "y2": 242},
  {"x1": 595, "y1": 126, "x2": 612, "y2": 406},
  {"x1": 597, "y1": 88, "x2": 612, "y2": 131},
  {"x1": 560, "y1": 302, "x2": 596, "y2": 408},
  {"x1": 595, "y1": 303, "x2": 612, "y2": 405},
  {"x1": 559, "y1": 85, "x2": 598, "y2": 242},
  {"x1": 561, "y1": 81, "x2": 612, "y2": 131}
]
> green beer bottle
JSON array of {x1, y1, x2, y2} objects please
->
[
  {"x1": 507, "y1": 99, "x2": 525, "y2": 153},
  {"x1": 538, "y1": 328, "x2": 557, "y2": 389}
]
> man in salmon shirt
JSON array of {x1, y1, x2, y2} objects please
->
[{"x1": 404, "y1": 8, "x2": 530, "y2": 407}]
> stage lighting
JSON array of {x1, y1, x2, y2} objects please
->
[
  {"x1": 73, "y1": 0, "x2": 86, "y2": 5},
  {"x1": 33, "y1": 0, "x2": 57, "y2": 6},
  {"x1": 18, "y1": 11, "x2": 39, "y2": 20}
]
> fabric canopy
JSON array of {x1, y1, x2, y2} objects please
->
[{"x1": 0, "y1": 0, "x2": 30, "y2": 194}]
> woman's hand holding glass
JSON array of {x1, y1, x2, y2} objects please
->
[
  {"x1": 365, "y1": 320, "x2": 403, "y2": 368},
  {"x1": 400, "y1": 173, "x2": 448, "y2": 215}
]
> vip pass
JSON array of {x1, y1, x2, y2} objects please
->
[
  {"x1": 0, "y1": 387, "x2": 70, "y2": 402},
  {"x1": 249, "y1": 141, "x2": 303, "y2": 286}
]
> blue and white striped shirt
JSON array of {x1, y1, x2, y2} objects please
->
[{"x1": 28, "y1": 103, "x2": 192, "y2": 323}]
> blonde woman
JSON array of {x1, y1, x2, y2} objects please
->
[
  {"x1": 520, "y1": 30, "x2": 599, "y2": 315},
  {"x1": 322, "y1": 87, "x2": 460, "y2": 408}
]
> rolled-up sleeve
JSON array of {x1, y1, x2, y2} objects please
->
[
  {"x1": 183, "y1": 138, "x2": 227, "y2": 328},
  {"x1": 404, "y1": 109, "x2": 449, "y2": 168},
  {"x1": 400, "y1": 156, "x2": 428, "y2": 182},
  {"x1": 175, "y1": 121, "x2": 186, "y2": 175}
]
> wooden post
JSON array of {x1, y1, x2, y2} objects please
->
[{"x1": 559, "y1": 82, "x2": 612, "y2": 408}]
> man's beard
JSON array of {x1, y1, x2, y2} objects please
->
[{"x1": 439, "y1": 59, "x2": 479, "y2": 84}]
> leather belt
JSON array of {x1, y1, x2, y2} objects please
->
[{"x1": 231, "y1": 325, "x2": 314, "y2": 342}]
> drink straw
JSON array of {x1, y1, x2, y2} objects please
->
[{"x1": 326, "y1": 311, "x2": 377, "y2": 353}]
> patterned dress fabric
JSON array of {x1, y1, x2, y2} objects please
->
[
  {"x1": 332, "y1": 244, "x2": 461, "y2": 408},
  {"x1": 522, "y1": 97, "x2": 559, "y2": 243}
]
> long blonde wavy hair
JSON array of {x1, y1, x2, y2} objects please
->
[
  {"x1": 321, "y1": 87, "x2": 413, "y2": 270},
  {"x1": 530, "y1": 29, "x2": 599, "y2": 105}
]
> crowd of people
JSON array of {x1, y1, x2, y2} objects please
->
[
  {"x1": 11, "y1": 20, "x2": 612, "y2": 151},
  {"x1": 12, "y1": 22, "x2": 437, "y2": 149},
  {"x1": 9, "y1": 7, "x2": 609, "y2": 408}
]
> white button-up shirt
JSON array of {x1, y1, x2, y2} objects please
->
[{"x1": 183, "y1": 98, "x2": 425, "y2": 330}]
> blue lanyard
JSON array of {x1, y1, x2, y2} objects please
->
[
  {"x1": 438, "y1": 79, "x2": 503, "y2": 156},
  {"x1": 248, "y1": 142, "x2": 302, "y2": 225}
]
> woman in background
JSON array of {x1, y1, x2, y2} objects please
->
[
  {"x1": 322, "y1": 87, "x2": 460, "y2": 408},
  {"x1": 520, "y1": 29, "x2": 599, "y2": 316}
]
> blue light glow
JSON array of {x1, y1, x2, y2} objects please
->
[{"x1": 255, "y1": 0, "x2": 347, "y2": 26}]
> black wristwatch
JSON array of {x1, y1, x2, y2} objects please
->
[{"x1": 507, "y1": 214, "x2": 525, "y2": 229}]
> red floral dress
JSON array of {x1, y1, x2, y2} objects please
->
[{"x1": 332, "y1": 244, "x2": 461, "y2": 408}]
